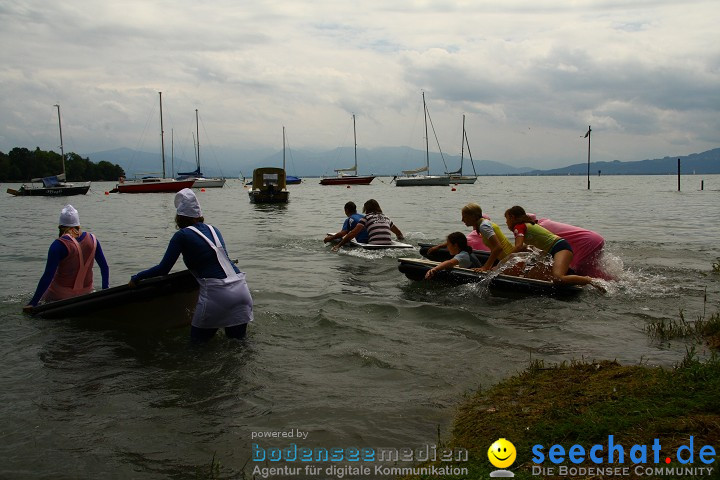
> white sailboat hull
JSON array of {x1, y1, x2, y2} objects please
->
[
  {"x1": 395, "y1": 175, "x2": 450, "y2": 187},
  {"x1": 190, "y1": 177, "x2": 226, "y2": 188},
  {"x1": 449, "y1": 176, "x2": 477, "y2": 184}
]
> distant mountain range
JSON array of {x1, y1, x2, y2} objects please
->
[
  {"x1": 84, "y1": 146, "x2": 720, "y2": 178},
  {"x1": 529, "y1": 148, "x2": 720, "y2": 175}
]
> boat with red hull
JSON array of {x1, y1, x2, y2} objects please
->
[
  {"x1": 113, "y1": 92, "x2": 193, "y2": 194},
  {"x1": 319, "y1": 114, "x2": 375, "y2": 186},
  {"x1": 320, "y1": 175, "x2": 375, "y2": 185},
  {"x1": 115, "y1": 178, "x2": 194, "y2": 193}
]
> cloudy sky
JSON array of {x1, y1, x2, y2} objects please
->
[{"x1": 1, "y1": 0, "x2": 717, "y2": 169}]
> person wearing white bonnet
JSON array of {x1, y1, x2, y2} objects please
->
[
  {"x1": 174, "y1": 188, "x2": 203, "y2": 218},
  {"x1": 59, "y1": 204, "x2": 81, "y2": 227},
  {"x1": 24, "y1": 205, "x2": 110, "y2": 311},
  {"x1": 132, "y1": 188, "x2": 253, "y2": 342}
]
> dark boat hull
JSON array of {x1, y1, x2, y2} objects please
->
[
  {"x1": 7, "y1": 184, "x2": 90, "y2": 196},
  {"x1": 28, "y1": 270, "x2": 199, "y2": 328},
  {"x1": 319, "y1": 175, "x2": 375, "y2": 185},
  {"x1": 248, "y1": 190, "x2": 289, "y2": 203},
  {"x1": 398, "y1": 258, "x2": 582, "y2": 296},
  {"x1": 418, "y1": 243, "x2": 577, "y2": 275},
  {"x1": 419, "y1": 243, "x2": 490, "y2": 263}
]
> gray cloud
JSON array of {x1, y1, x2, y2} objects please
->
[{"x1": 0, "y1": 0, "x2": 717, "y2": 168}]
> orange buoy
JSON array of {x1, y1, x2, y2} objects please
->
[
  {"x1": 451, "y1": 187, "x2": 456, "y2": 192},
  {"x1": 104, "y1": 191, "x2": 109, "y2": 195},
  {"x1": 201, "y1": 188, "x2": 206, "y2": 192}
]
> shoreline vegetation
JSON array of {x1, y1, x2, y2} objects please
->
[
  {"x1": 0, "y1": 147, "x2": 124, "y2": 182},
  {"x1": 404, "y1": 288, "x2": 719, "y2": 479}
]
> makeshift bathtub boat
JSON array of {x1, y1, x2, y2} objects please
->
[{"x1": 27, "y1": 270, "x2": 198, "y2": 328}]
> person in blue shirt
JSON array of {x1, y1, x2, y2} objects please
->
[
  {"x1": 24, "y1": 205, "x2": 109, "y2": 311},
  {"x1": 130, "y1": 189, "x2": 253, "y2": 342},
  {"x1": 324, "y1": 201, "x2": 369, "y2": 244}
]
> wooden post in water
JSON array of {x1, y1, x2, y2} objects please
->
[
  {"x1": 701, "y1": 180, "x2": 704, "y2": 191},
  {"x1": 677, "y1": 158, "x2": 681, "y2": 191},
  {"x1": 584, "y1": 125, "x2": 591, "y2": 190}
]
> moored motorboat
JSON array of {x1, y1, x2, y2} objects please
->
[{"x1": 248, "y1": 167, "x2": 289, "y2": 203}]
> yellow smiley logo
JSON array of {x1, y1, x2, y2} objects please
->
[{"x1": 488, "y1": 438, "x2": 517, "y2": 469}]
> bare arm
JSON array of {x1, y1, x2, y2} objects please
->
[
  {"x1": 511, "y1": 235, "x2": 527, "y2": 254},
  {"x1": 479, "y1": 235, "x2": 503, "y2": 271},
  {"x1": 332, "y1": 224, "x2": 363, "y2": 251},
  {"x1": 390, "y1": 224, "x2": 404, "y2": 241},
  {"x1": 324, "y1": 230, "x2": 348, "y2": 243},
  {"x1": 427, "y1": 241, "x2": 448, "y2": 254},
  {"x1": 425, "y1": 258, "x2": 459, "y2": 279}
]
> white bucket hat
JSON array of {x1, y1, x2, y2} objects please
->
[
  {"x1": 59, "y1": 204, "x2": 80, "y2": 227},
  {"x1": 174, "y1": 188, "x2": 203, "y2": 218}
]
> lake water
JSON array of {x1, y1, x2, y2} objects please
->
[{"x1": 1, "y1": 175, "x2": 718, "y2": 479}]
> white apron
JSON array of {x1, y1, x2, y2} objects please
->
[{"x1": 186, "y1": 226, "x2": 254, "y2": 329}]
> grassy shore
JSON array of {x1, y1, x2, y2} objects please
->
[{"x1": 405, "y1": 310, "x2": 720, "y2": 480}]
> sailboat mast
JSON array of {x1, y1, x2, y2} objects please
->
[
  {"x1": 353, "y1": 114, "x2": 357, "y2": 171},
  {"x1": 282, "y1": 126, "x2": 286, "y2": 170},
  {"x1": 54, "y1": 104, "x2": 66, "y2": 176},
  {"x1": 460, "y1": 114, "x2": 466, "y2": 173},
  {"x1": 423, "y1": 92, "x2": 429, "y2": 172},
  {"x1": 171, "y1": 129, "x2": 175, "y2": 177},
  {"x1": 196, "y1": 109, "x2": 200, "y2": 170},
  {"x1": 159, "y1": 92, "x2": 166, "y2": 178}
]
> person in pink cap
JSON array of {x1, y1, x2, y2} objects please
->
[
  {"x1": 527, "y1": 213, "x2": 611, "y2": 279},
  {"x1": 24, "y1": 205, "x2": 109, "y2": 311}
]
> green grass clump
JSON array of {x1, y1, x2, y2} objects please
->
[{"x1": 403, "y1": 356, "x2": 720, "y2": 480}]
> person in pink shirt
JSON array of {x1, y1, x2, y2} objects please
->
[
  {"x1": 428, "y1": 213, "x2": 492, "y2": 254},
  {"x1": 466, "y1": 229, "x2": 489, "y2": 251},
  {"x1": 528, "y1": 213, "x2": 611, "y2": 279}
]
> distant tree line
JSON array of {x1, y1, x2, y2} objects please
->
[{"x1": 0, "y1": 147, "x2": 125, "y2": 181}]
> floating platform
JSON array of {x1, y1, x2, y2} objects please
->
[{"x1": 327, "y1": 234, "x2": 414, "y2": 250}]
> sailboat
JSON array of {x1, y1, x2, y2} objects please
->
[
  {"x1": 247, "y1": 126, "x2": 291, "y2": 203},
  {"x1": 395, "y1": 92, "x2": 450, "y2": 187},
  {"x1": 6, "y1": 105, "x2": 91, "y2": 197},
  {"x1": 176, "y1": 109, "x2": 226, "y2": 188},
  {"x1": 114, "y1": 92, "x2": 195, "y2": 193},
  {"x1": 320, "y1": 114, "x2": 375, "y2": 185},
  {"x1": 446, "y1": 114, "x2": 477, "y2": 184},
  {"x1": 280, "y1": 128, "x2": 301, "y2": 185}
]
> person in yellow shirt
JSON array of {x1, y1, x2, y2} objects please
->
[
  {"x1": 504, "y1": 205, "x2": 604, "y2": 290},
  {"x1": 461, "y1": 203, "x2": 514, "y2": 271}
]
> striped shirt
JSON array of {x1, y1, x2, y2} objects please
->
[{"x1": 358, "y1": 213, "x2": 394, "y2": 245}]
